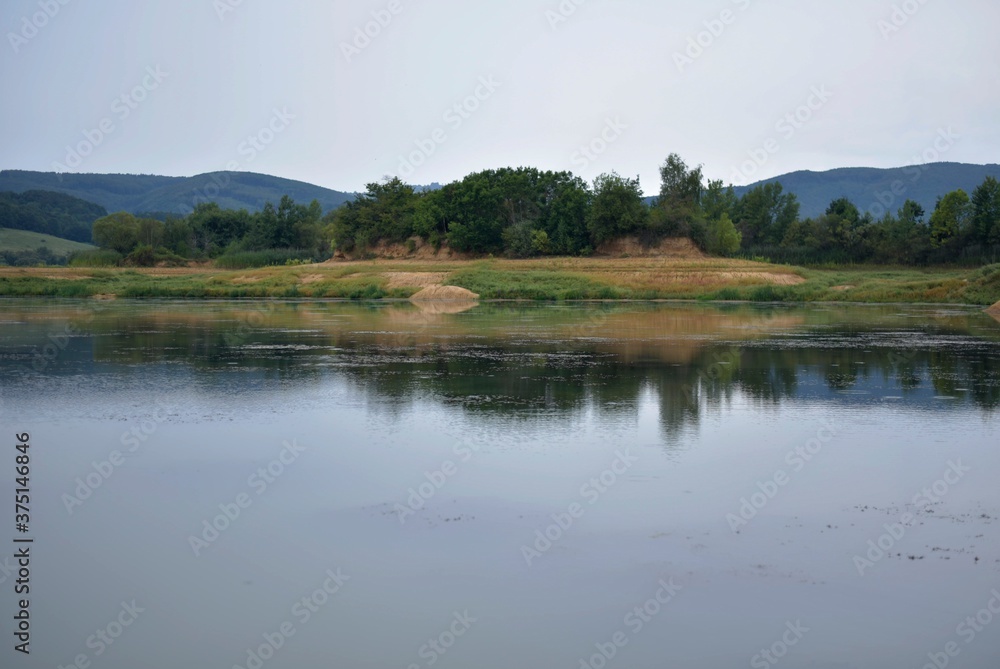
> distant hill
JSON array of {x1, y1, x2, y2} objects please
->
[
  {"x1": 0, "y1": 190, "x2": 108, "y2": 242},
  {"x1": 734, "y1": 162, "x2": 1000, "y2": 219},
  {"x1": 0, "y1": 228, "x2": 95, "y2": 257},
  {"x1": 0, "y1": 170, "x2": 357, "y2": 216}
]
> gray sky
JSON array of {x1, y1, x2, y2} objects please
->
[{"x1": 1, "y1": 0, "x2": 997, "y2": 195}]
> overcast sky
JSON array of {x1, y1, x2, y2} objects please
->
[{"x1": 1, "y1": 0, "x2": 997, "y2": 195}]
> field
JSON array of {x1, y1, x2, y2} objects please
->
[
  {"x1": 0, "y1": 228, "x2": 96, "y2": 256},
  {"x1": 1, "y1": 255, "x2": 999, "y2": 306}
]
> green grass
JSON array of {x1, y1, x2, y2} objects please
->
[
  {"x1": 448, "y1": 266, "x2": 628, "y2": 300},
  {"x1": 215, "y1": 249, "x2": 318, "y2": 269},
  {"x1": 68, "y1": 249, "x2": 123, "y2": 267},
  {"x1": 0, "y1": 228, "x2": 95, "y2": 256},
  {"x1": 0, "y1": 260, "x2": 998, "y2": 306}
]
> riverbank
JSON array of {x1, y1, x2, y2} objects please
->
[{"x1": 0, "y1": 258, "x2": 998, "y2": 305}]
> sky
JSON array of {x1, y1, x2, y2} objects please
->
[{"x1": 1, "y1": 0, "x2": 998, "y2": 195}]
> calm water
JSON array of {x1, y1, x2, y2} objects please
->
[{"x1": 1, "y1": 299, "x2": 999, "y2": 669}]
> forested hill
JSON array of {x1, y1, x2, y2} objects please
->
[
  {"x1": 0, "y1": 190, "x2": 107, "y2": 243},
  {"x1": 735, "y1": 162, "x2": 1000, "y2": 219},
  {"x1": 0, "y1": 170, "x2": 356, "y2": 215}
]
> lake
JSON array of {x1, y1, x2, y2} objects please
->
[{"x1": 1, "y1": 299, "x2": 999, "y2": 669}]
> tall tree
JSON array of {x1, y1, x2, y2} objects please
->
[
  {"x1": 930, "y1": 190, "x2": 972, "y2": 249},
  {"x1": 656, "y1": 154, "x2": 703, "y2": 230},
  {"x1": 704, "y1": 213, "x2": 742, "y2": 256},
  {"x1": 587, "y1": 172, "x2": 647, "y2": 245},
  {"x1": 735, "y1": 183, "x2": 799, "y2": 246},
  {"x1": 92, "y1": 212, "x2": 139, "y2": 253},
  {"x1": 701, "y1": 179, "x2": 738, "y2": 222},
  {"x1": 971, "y1": 176, "x2": 1000, "y2": 246}
]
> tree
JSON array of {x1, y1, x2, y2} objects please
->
[
  {"x1": 705, "y1": 213, "x2": 742, "y2": 256},
  {"x1": 536, "y1": 172, "x2": 590, "y2": 255},
  {"x1": 188, "y1": 203, "x2": 250, "y2": 254},
  {"x1": 243, "y1": 195, "x2": 321, "y2": 251},
  {"x1": 136, "y1": 218, "x2": 164, "y2": 248},
  {"x1": 163, "y1": 217, "x2": 194, "y2": 256},
  {"x1": 930, "y1": 190, "x2": 972, "y2": 249},
  {"x1": 587, "y1": 172, "x2": 647, "y2": 245},
  {"x1": 701, "y1": 179, "x2": 739, "y2": 222},
  {"x1": 655, "y1": 154, "x2": 703, "y2": 234},
  {"x1": 92, "y1": 212, "x2": 139, "y2": 253},
  {"x1": 971, "y1": 177, "x2": 1000, "y2": 246},
  {"x1": 658, "y1": 153, "x2": 703, "y2": 209},
  {"x1": 735, "y1": 183, "x2": 799, "y2": 246}
]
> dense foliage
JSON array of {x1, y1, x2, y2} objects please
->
[
  {"x1": 0, "y1": 190, "x2": 107, "y2": 242},
  {"x1": 14, "y1": 157, "x2": 998, "y2": 269},
  {"x1": 83, "y1": 195, "x2": 327, "y2": 267},
  {"x1": 327, "y1": 158, "x2": 1000, "y2": 266}
]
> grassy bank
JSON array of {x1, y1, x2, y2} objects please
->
[{"x1": 0, "y1": 258, "x2": 998, "y2": 306}]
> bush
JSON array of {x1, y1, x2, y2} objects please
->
[
  {"x1": 214, "y1": 249, "x2": 317, "y2": 269},
  {"x1": 749, "y1": 285, "x2": 787, "y2": 302},
  {"x1": 124, "y1": 244, "x2": 156, "y2": 267},
  {"x1": 152, "y1": 248, "x2": 189, "y2": 267},
  {"x1": 69, "y1": 249, "x2": 123, "y2": 267},
  {"x1": 0, "y1": 246, "x2": 67, "y2": 267}
]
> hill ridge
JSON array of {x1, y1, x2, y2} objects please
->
[
  {"x1": 0, "y1": 169, "x2": 356, "y2": 215},
  {"x1": 733, "y1": 161, "x2": 1000, "y2": 218}
]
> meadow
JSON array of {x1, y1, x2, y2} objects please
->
[{"x1": 1, "y1": 256, "x2": 998, "y2": 306}]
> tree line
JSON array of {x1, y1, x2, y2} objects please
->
[
  {"x1": 79, "y1": 154, "x2": 1000, "y2": 267},
  {"x1": 331, "y1": 157, "x2": 745, "y2": 258},
  {"x1": 329, "y1": 155, "x2": 1000, "y2": 265},
  {"x1": 83, "y1": 195, "x2": 326, "y2": 267}
]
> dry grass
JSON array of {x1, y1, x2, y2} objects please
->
[
  {"x1": 3, "y1": 258, "x2": 995, "y2": 305},
  {"x1": 383, "y1": 272, "x2": 449, "y2": 289},
  {"x1": 409, "y1": 285, "x2": 479, "y2": 300}
]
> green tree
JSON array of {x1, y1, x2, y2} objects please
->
[
  {"x1": 701, "y1": 179, "x2": 738, "y2": 222},
  {"x1": 658, "y1": 153, "x2": 703, "y2": 211},
  {"x1": 587, "y1": 172, "x2": 647, "y2": 245},
  {"x1": 971, "y1": 177, "x2": 1000, "y2": 246},
  {"x1": 136, "y1": 217, "x2": 164, "y2": 248},
  {"x1": 243, "y1": 196, "x2": 321, "y2": 251},
  {"x1": 331, "y1": 178, "x2": 419, "y2": 252},
  {"x1": 654, "y1": 154, "x2": 703, "y2": 236},
  {"x1": 930, "y1": 190, "x2": 972, "y2": 249},
  {"x1": 735, "y1": 183, "x2": 799, "y2": 246},
  {"x1": 704, "y1": 213, "x2": 742, "y2": 256},
  {"x1": 92, "y1": 212, "x2": 139, "y2": 253},
  {"x1": 188, "y1": 203, "x2": 250, "y2": 254},
  {"x1": 162, "y1": 217, "x2": 194, "y2": 257},
  {"x1": 502, "y1": 221, "x2": 542, "y2": 258}
]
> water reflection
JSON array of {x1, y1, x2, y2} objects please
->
[{"x1": 1, "y1": 300, "x2": 999, "y2": 437}]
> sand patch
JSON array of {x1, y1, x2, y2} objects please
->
[
  {"x1": 299, "y1": 274, "x2": 325, "y2": 285},
  {"x1": 231, "y1": 276, "x2": 262, "y2": 285},
  {"x1": 409, "y1": 285, "x2": 479, "y2": 301},
  {"x1": 987, "y1": 301, "x2": 1000, "y2": 321},
  {"x1": 595, "y1": 269, "x2": 805, "y2": 289},
  {"x1": 712, "y1": 271, "x2": 806, "y2": 286},
  {"x1": 384, "y1": 272, "x2": 448, "y2": 289},
  {"x1": 596, "y1": 237, "x2": 706, "y2": 259},
  {"x1": 327, "y1": 238, "x2": 472, "y2": 261}
]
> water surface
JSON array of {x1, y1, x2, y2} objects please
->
[{"x1": 1, "y1": 300, "x2": 998, "y2": 669}]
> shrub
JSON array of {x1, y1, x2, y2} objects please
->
[
  {"x1": 124, "y1": 244, "x2": 156, "y2": 267},
  {"x1": 215, "y1": 249, "x2": 316, "y2": 269},
  {"x1": 69, "y1": 249, "x2": 123, "y2": 267}
]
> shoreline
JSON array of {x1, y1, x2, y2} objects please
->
[{"x1": 0, "y1": 259, "x2": 997, "y2": 306}]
